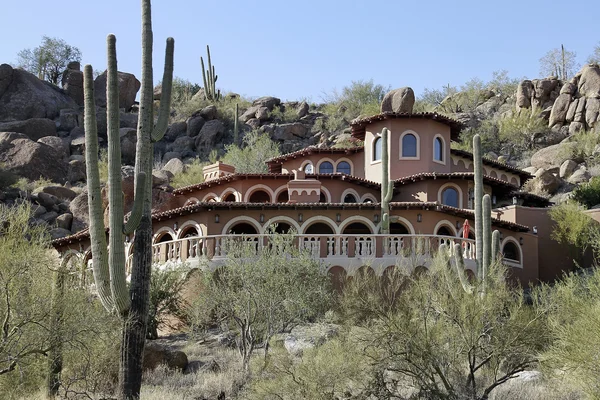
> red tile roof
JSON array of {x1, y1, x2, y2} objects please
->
[
  {"x1": 172, "y1": 172, "x2": 382, "y2": 195},
  {"x1": 450, "y1": 149, "x2": 532, "y2": 181},
  {"x1": 266, "y1": 146, "x2": 363, "y2": 165},
  {"x1": 350, "y1": 112, "x2": 463, "y2": 140},
  {"x1": 394, "y1": 172, "x2": 519, "y2": 190}
]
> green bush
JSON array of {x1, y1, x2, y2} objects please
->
[
  {"x1": 498, "y1": 110, "x2": 550, "y2": 156},
  {"x1": 170, "y1": 158, "x2": 207, "y2": 189},
  {"x1": 147, "y1": 267, "x2": 189, "y2": 339},
  {"x1": 572, "y1": 176, "x2": 600, "y2": 208},
  {"x1": 222, "y1": 130, "x2": 280, "y2": 174}
]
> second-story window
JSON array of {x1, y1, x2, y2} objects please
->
[
  {"x1": 337, "y1": 161, "x2": 351, "y2": 175},
  {"x1": 401, "y1": 134, "x2": 417, "y2": 158},
  {"x1": 442, "y1": 187, "x2": 459, "y2": 208},
  {"x1": 373, "y1": 137, "x2": 382, "y2": 161},
  {"x1": 319, "y1": 161, "x2": 334, "y2": 174},
  {"x1": 434, "y1": 137, "x2": 444, "y2": 162},
  {"x1": 343, "y1": 193, "x2": 357, "y2": 203},
  {"x1": 303, "y1": 162, "x2": 313, "y2": 174}
]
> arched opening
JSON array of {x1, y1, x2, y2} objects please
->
[
  {"x1": 402, "y1": 134, "x2": 417, "y2": 157},
  {"x1": 277, "y1": 191, "x2": 289, "y2": 203},
  {"x1": 342, "y1": 222, "x2": 371, "y2": 235},
  {"x1": 441, "y1": 187, "x2": 459, "y2": 208},
  {"x1": 373, "y1": 137, "x2": 382, "y2": 161},
  {"x1": 305, "y1": 222, "x2": 334, "y2": 235},
  {"x1": 343, "y1": 193, "x2": 357, "y2": 203},
  {"x1": 228, "y1": 223, "x2": 258, "y2": 235},
  {"x1": 337, "y1": 161, "x2": 351, "y2": 175},
  {"x1": 436, "y1": 226, "x2": 454, "y2": 237},
  {"x1": 413, "y1": 265, "x2": 428, "y2": 277},
  {"x1": 503, "y1": 241, "x2": 520, "y2": 262},
  {"x1": 222, "y1": 193, "x2": 236, "y2": 202},
  {"x1": 302, "y1": 162, "x2": 313, "y2": 174},
  {"x1": 511, "y1": 177, "x2": 519, "y2": 185},
  {"x1": 180, "y1": 226, "x2": 199, "y2": 238},
  {"x1": 248, "y1": 190, "x2": 271, "y2": 203},
  {"x1": 272, "y1": 222, "x2": 292, "y2": 234},
  {"x1": 319, "y1": 161, "x2": 334, "y2": 174},
  {"x1": 319, "y1": 192, "x2": 327, "y2": 203},
  {"x1": 434, "y1": 136, "x2": 444, "y2": 162},
  {"x1": 489, "y1": 170, "x2": 498, "y2": 178},
  {"x1": 156, "y1": 232, "x2": 174, "y2": 243},
  {"x1": 356, "y1": 266, "x2": 375, "y2": 279},
  {"x1": 390, "y1": 222, "x2": 409, "y2": 234},
  {"x1": 328, "y1": 266, "x2": 347, "y2": 293}
]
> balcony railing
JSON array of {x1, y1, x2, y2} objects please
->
[{"x1": 149, "y1": 234, "x2": 476, "y2": 268}]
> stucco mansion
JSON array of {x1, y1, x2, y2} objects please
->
[{"x1": 53, "y1": 112, "x2": 575, "y2": 286}]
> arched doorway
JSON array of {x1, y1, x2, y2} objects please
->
[
  {"x1": 303, "y1": 222, "x2": 335, "y2": 257},
  {"x1": 272, "y1": 222, "x2": 292, "y2": 234},
  {"x1": 248, "y1": 190, "x2": 271, "y2": 203},
  {"x1": 305, "y1": 222, "x2": 334, "y2": 235},
  {"x1": 277, "y1": 191, "x2": 289, "y2": 203},
  {"x1": 436, "y1": 226, "x2": 454, "y2": 237},
  {"x1": 342, "y1": 222, "x2": 371, "y2": 235},
  {"x1": 390, "y1": 222, "x2": 410, "y2": 234},
  {"x1": 228, "y1": 223, "x2": 258, "y2": 235}
]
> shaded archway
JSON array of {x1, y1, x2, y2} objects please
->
[
  {"x1": 436, "y1": 226, "x2": 454, "y2": 237},
  {"x1": 277, "y1": 191, "x2": 289, "y2": 203},
  {"x1": 155, "y1": 232, "x2": 174, "y2": 243},
  {"x1": 390, "y1": 222, "x2": 410, "y2": 234},
  {"x1": 222, "y1": 193, "x2": 236, "y2": 202},
  {"x1": 248, "y1": 190, "x2": 271, "y2": 203},
  {"x1": 342, "y1": 222, "x2": 371, "y2": 235},
  {"x1": 305, "y1": 222, "x2": 335, "y2": 235},
  {"x1": 272, "y1": 222, "x2": 292, "y2": 234},
  {"x1": 228, "y1": 223, "x2": 258, "y2": 235}
]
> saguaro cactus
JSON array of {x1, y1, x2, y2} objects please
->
[
  {"x1": 83, "y1": 1, "x2": 174, "y2": 397},
  {"x1": 381, "y1": 127, "x2": 394, "y2": 234},
  {"x1": 234, "y1": 102, "x2": 239, "y2": 146},
  {"x1": 84, "y1": 36, "x2": 146, "y2": 315},
  {"x1": 201, "y1": 44, "x2": 220, "y2": 102}
]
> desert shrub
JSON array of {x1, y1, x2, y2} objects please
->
[
  {"x1": 341, "y1": 253, "x2": 549, "y2": 400},
  {"x1": 522, "y1": 178, "x2": 551, "y2": 199},
  {"x1": 189, "y1": 233, "x2": 332, "y2": 369},
  {"x1": 0, "y1": 163, "x2": 18, "y2": 189},
  {"x1": 147, "y1": 267, "x2": 190, "y2": 339},
  {"x1": 248, "y1": 335, "x2": 373, "y2": 400},
  {"x1": 537, "y1": 268, "x2": 600, "y2": 399},
  {"x1": 498, "y1": 110, "x2": 550, "y2": 156},
  {"x1": 268, "y1": 104, "x2": 298, "y2": 123},
  {"x1": 563, "y1": 129, "x2": 600, "y2": 166},
  {"x1": 222, "y1": 130, "x2": 280, "y2": 174},
  {"x1": 549, "y1": 201, "x2": 598, "y2": 266},
  {"x1": 170, "y1": 158, "x2": 207, "y2": 189},
  {"x1": 571, "y1": 176, "x2": 600, "y2": 208},
  {"x1": 11, "y1": 177, "x2": 55, "y2": 193},
  {"x1": 171, "y1": 93, "x2": 252, "y2": 129}
]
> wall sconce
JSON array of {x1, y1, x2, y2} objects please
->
[
  {"x1": 374, "y1": 214, "x2": 379, "y2": 223},
  {"x1": 215, "y1": 214, "x2": 220, "y2": 223},
  {"x1": 512, "y1": 196, "x2": 518, "y2": 205},
  {"x1": 173, "y1": 222, "x2": 178, "y2": 231},
  {"x1": 533, "y1": 226, "x2": 538, "y2": 234},
  {"x1": 336, "y1": 213, "x2": 341, "y2": 222},
  {"x1": 417, "y1": 213, "x2": 422, "y2": 223},
  {"x1": 519, "y1": 237, "x2": 524, "y2": 245},
  {"x1": 499, "y1": 232, "x2": 503, "y2": 240},
  {"x1": 456, "y1": 220, "x2": 460, "y2": 229},
  {"x1": 492, "y1": 195, "x2": 497, "y2": 205},
  {"x1": 298, "y1": 213, "x2": 303, "y2": 222},
  {"x1": 260, "y1": 214, "x2": 265, "y2": 223}
]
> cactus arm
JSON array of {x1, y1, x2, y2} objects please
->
[
  {"x1": 473, "y1": 134, "x2": 484, "y2": 278},
  {"x1": 123, "y1": 171, "x2": 147, "y2": 235},
  {"x1": 200, "y1": 56, "x2": 209, "y2": 100},
  {"x1": 482, "y1": 194, "x2": 492, "y2": 282},
  {"x1": 381, "y1": 127, "x2": 393, "y2": 234},
  {"x1": 106, "y1": 34, "x2": 131, "y2": 315},
  {"x1": 234, "y1": 103, "x2": 239, "y2": 146},
  {"x1": 207, "y1": 45, "x2": 213, "y2": 98},
  {"x1": 83, "y1": 64, "x2": 114, "y2": 312},
  {"x1": 492, "y1": 230, "x2": 501, "y2": 264},
  {"x1": 151, "y1": 37, "x2": 174, "y2": 143}
]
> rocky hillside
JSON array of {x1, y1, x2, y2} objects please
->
[{"x1": 1, "y1": 61, "x2": 600, "y2": 238}]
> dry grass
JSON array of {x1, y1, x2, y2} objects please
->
[
  {"x1": 489, "y1": 377, "x2": 582, "y2": 400},
  {"x1": 140, "y1": 339, "x2": 247, "y2": 400}
]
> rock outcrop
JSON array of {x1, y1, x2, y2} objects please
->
[
  {"x1": 381, "y1": 87, "x2": 415, "y2": 113},
  {"x1": 93, "y1": 70, "x2": 141, "y2": 110}
]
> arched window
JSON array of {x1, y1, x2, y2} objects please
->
[
  {"x1": 343, "y1": 193, "x2": 357, "y2": 203},
  {"x1": 442, "y1": 187, "x2": 459, "y2": 208},
  {"x1": 337, "y1": 161, "x2": 351, "y2": 175},
  {"x1": 303, "y1": 162, "x2": 313, "y2": 174},
  {"x1": 319, "y1": 161, "x2": 334, "y2": 174},
  {"x1": 373, "y1": 137, "x2": 382, "y2": 161},
  {"x1": 434, "y1": 137, "x2": 444, "y2": 162},
  {"x1": 401, "y1": 134, "x2": 417, "y2": 158},
  {"x1": 503, "y1": 242, "x2": 520, "y2": 262}
]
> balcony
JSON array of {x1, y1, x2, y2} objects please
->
[{"x1": 148, "y1": 234, "x2": 477, "y2": 274}]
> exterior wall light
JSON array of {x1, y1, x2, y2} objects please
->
[
  {"x1": 173, "y1": 222, "x2": 178, "y2": 231},
  {"x1": 519, "y1": 237, "x2": 524, "y2": 245},
  {"x1": 260, "y1": 214, "x2": 265, "y2": 223},
  {"x1": 374, "y1": 214, "x2": 379, "y2": 223},
  {"x1": 298, "y1": 213, "x2": 303, "y2": 222},
  {"x1": 215, "y1": 214, "x2": 220, "y2": 223},
  {"x1": 417, "y1": 213, "x2": 422, "y2": 223},
  {"x1": 533, "y1": 226, "x2": 538, "y2": 234},
  {"x1": 512, "y1": 196, "x2": 518, "y2": 205},
  {"x1": 492, "y1": 195, "x2": 497, "y2": 205},
  {"x1": 336, "y1": 213, "x2": 341, "y2": 222},
  {"x1": 456, "y1": 220, "x2": 460, "y2": 229}
]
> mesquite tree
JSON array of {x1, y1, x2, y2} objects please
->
[{"x1": 83, "y1": 0, "x2": 173, "y2": 398}]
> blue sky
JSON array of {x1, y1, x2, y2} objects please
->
[{"x1": 2, "y1": 0, "x2": 598, "y2": 102}]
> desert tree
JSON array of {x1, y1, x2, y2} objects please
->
[
  {"x1": 190, "y1": 232, "x2": 332, "y2": 370},
  {"x1": 16, "y1": 36, "x2": 82, "y2": 85},
  {"x1": 222, "y1": 130, "x2": 281, "y2": 174},
  {"x1": 539, "y1": 45, "x2": 578, "y2": 80},
  {"x1": 587, "y1": 42, "x2": 600, "y2": 64}
]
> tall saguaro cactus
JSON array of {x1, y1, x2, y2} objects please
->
[
  {"x1": 201, "y1": 44, "x2": 220, "y2": 102},
  {"x1": 83, "y1": 1, "x2": 174, "y2": 398},
  {"x1": 381, "y1": 128, "x2": 394, "y2": 234}
]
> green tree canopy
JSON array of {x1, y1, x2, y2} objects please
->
[{"x1": 17, "y1": 36, "x2": 82, "y2": 85}]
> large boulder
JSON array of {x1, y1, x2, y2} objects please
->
[
  {"x1": 93, "y1": 70, "x2": 141, "y2": 110},
  {"x1": 165, "y1": 121, "x2": 187, "y2": 141},
  {"x1": 586, "y1": 97, "x2": 600, "y2": 128},
  {"x1": 69, "y1": 191, "x2": 90, "y2": 232},
  {"x1": 240, "y1": 105, "x2": 261, "y2": 122},
  {"x1": 38, "y1": 136, "x2": 69, "y2": 159},
  {"x1": 533, "y1": 169, "x2": 561, "y2": 194},
  {"x1": 40, "y1": 185, "x2": 77, "y2": 201},
  {"x1": 530, "y1": 142, "x2": 578, "y2": 170},
  {"x1": 0, "y1": 64, "x2": 78, "y2": 121},
  {"x1": 0, "y1": 132, "x2": 68, "y2": 184},
  {"x1": 61, "y1": 62, "x2": 84, "y2": 106},
  {"x1": 162, "y1": 157, "x2": 185, "y2": 176},
  {"x1": 142, "y1": 342, "x2": 188, "y2": 371},
  {"x1": 252, "y1": 96, "x2": 281, "y2": 110},
  {"x1": 272, "y1": 123, "x2": 309, "y2": 142},
  {"x1": 578, "y1": 64, "x2": 600, "y2": 98},
  {"x1": 197, "y1": 105, "x2": 218, "y2": 121},
  {"x1": 185, "y1": 116, "x2": 205, "y2": 138},
  {"x1": 0, "y1": 118, "x2": 57, "y2": 141},
  {"x1": 548, "y1": 93, "x2": 572, "y2": 127},
  {"x1": 516, "y1": 80, "x2": 534, "y2": 109},
  {"x1": 380, "y1": 87, "x2": 415, "y2": 113},
  {"x1": 194, "y1": 120, "x2": 225, "y2": 155}
]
